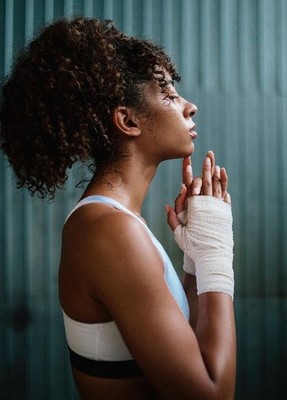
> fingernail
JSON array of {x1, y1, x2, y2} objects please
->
[
  {"x1": 205, "y1": 157, "x2": 211, "y2": 167},
  {"x1": 165, "y1": 205, "x2": 169, "y2": 214},
  {"x1": 186, "y1": 165, "x2": 192, "y2": 173},
  {"x1": 193, "y1": 187, "x2": 200, "y2": 195},
  {"x1": 180, "y1": 183, "x2": 185, "y2": 194}
]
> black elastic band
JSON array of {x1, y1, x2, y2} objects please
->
[{"x1": 68, "y1": 347, "x2": 144, "y2": 379}]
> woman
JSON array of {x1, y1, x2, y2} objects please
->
[{"x1": 0, "y1": 18, "x2": 236, "y2": 399}]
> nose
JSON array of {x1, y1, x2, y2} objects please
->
[{"x1": 184, "y1": 101, "x2": 197, "y2": 119}]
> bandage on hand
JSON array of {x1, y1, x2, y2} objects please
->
[
  {"x1": 177, "y1": 210, "x2": 196, "y2": 275},
  {"x1": 174, "y1": 196, "x2": 234, "y2": 299}
]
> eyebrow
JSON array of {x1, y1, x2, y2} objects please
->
[
  {"x1": 159, "y1": 78, "x2": 175, "y2": 93},
  {"x1": 167, "y1": 80, "x2": 175, "y2": 87}
]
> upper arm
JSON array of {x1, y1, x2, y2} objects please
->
[{"x1": 81, "y1": 212, "x2": 218, "y2": 399}]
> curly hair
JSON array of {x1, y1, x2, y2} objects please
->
[{"x1": 0, "y1": 17, "x2": 180, "y2": 198}]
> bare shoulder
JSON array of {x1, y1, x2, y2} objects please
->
[
  {"x1": 62, "y1": 202, "x2": 163, "y2": 279},
  {"x1": 63, "y1": 202, "x2": 144, "y2": 243}
]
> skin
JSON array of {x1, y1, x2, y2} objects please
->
[{"x1": 59, "y1": 79, "x2": 236, "y2": 399}]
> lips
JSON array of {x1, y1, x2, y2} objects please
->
[{"x1": 189, "y1": 125, "x2": 197, "y2": 139}]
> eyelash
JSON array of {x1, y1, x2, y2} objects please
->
[{"x1": 163, "y1": 95, "x2": 179, "y2": 103}]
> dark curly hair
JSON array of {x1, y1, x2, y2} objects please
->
[{"x1": 0, "y1": 17, "x2": 180, "y2": 198}]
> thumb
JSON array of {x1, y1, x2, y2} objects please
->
[
  {"x1": 174, "y1": 183, "x2": 188, "y2": 214},
  {"x1": 165, "y1": 205, "x2": 180, "y2": 231}
]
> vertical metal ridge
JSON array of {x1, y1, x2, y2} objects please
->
[
  {"x1": 160, "y1": 0, "x2": 173, "y2": 51},
  {"x1": 103, "y1": 0, "x2": 114, "y2": 19},
  {"x1": 83, "y1": 0, "x2": 93, "y2": 18},
  {"x1": 179, "y1": 0, "x2": 198, "y2": 94},
  {"x1": 276, "y1": 0, "x2": 287, "y2": 94},
  {"x1": 142, "y1": 0, "x2": 153, "y2": 37},
  {"x1": 198, "y1": 0, "x2": 221, "y2": 90},
  {"x1": 4, "y1": 0, "x2": 13, "y2": 74},
  {"x1": 257, "y1": 0, "x2": 276, "y2": 94},
  {"x1": 238, "y1": 0, "x2": 257, "y2": 93},
  {"x1": 122, "y1": 0, "x2": 134, "y2": 34},
  {"x1": 44, "y1": 0, "x2": 54, "y2": 23},
  {"x1": 64, "y1": 0, "x2": 74, "y2": 17},
  {"x1": 218, "y1": 0, "x2": 239, "y2": 92},
  {"x1": 3, "y1": 0, "x2": 15, "y2": 390}
]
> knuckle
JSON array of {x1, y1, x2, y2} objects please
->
[
  {"x1": 202, "y1": 180, "x2": 211, "y2": 189},
  {"x1": 193, "y1": 176, "x2": 202, "y2": 185},
  {"x1": 213, "y1": 187, "x2": 222, "y2": 196}
]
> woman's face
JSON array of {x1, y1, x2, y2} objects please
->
[{"x1": 138, "y1": 77, "x2": 197, "y2": 163}]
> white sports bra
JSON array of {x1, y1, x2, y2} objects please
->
[{"x1": 62, "y1": 195, "x2": 190, "y2": 378}]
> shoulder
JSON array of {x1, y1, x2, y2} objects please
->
[
  {"x1": 62, "y1": 202, "x2": 164, "y2": 278},
  {"x1": 64, "y1": 202, "x2": 152, "y2": 248}
]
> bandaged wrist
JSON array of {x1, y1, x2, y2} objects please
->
[
  {"x1": 177, "y1": 210, "x2": 196, "y2": 275},
  {"x1": 183, "y1": 253, "x2": 196, "y2": 275},
  {"x1": 174, "y1": 196, "x2": 234, "y2": 299}
]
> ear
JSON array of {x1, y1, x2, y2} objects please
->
[{"x1": 112, "y1": 106, "x2": 141, "y2": 137}]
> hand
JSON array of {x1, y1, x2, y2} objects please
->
[
  {"x1": 166, "y1": 151, "x2": 231, "y2": 232},
  {"x1": 165, "y1": 151, "x2": 234, "y2": 298}
]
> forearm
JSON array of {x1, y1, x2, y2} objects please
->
[
  {"x1": 183, "y1": 272, "x2": 236, "y2": 398},
  {"x1": 182, "y1": 272, "x2": 198, "y2": 329},
  {"x1": 195, "y1": 292, "x2": 236, "y2": 399}
]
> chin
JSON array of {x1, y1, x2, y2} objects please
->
[
  {"x1": 161, "y1": 144, "x2": 195, "y2": 162},
  {"x1": 182, "y1": 143, "x2": 195, "y2": 157}
]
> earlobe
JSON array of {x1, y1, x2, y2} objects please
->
[{"x1": 112, "y1": 106, "x2": 141, "y2": 137}]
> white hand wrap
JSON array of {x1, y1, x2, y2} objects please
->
[
  {"x1": 174, "y1": 196, "x2": 234, "y2": 299},
  {"x1": 177, "y1": 210, "x2": 196, "y2": 275}
]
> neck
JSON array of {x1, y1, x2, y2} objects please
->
[{"x1": 82, "y1": 159, "x2": 158, "y2": 216}]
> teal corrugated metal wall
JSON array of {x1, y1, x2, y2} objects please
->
[{"x1": 1, "y1": 1, "x2": 287, "y2": 399}]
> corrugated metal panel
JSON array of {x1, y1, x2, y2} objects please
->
[{"x1": 0, "y1": 1, "x2": 286, "y2": 399}]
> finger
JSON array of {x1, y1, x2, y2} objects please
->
[
  {"x1": 182, "y1": 157, "x2": 193, "y2": 189},
  {"x1": 206, "y1": 150, "x2": 215, "y2": 177},
  {"x1": 220, "y1": 167, "x2": 228, "y2": 195},
  {"x1": 190, "y1": 176, "x2": 202, "y2": 197},
  {"x1": 202, "y1": 156, "x2": 212, "y2": 195},
  {"x1": 223, "y1": 191, "x2": 231, "y2": 205},
  {"x1": 174, "y1": 184, "x2": 188, "y2": 214},
  {"x1": 165, "y1": 205, "x2": 180, "y2": 231},
  {"x1": 213, "y1": 165, "x2": 222, "y2": 199}
]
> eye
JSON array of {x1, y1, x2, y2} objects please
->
[
  {"x1": 163, "y1": 94, "x2": 179, "y2": 105},
  {"x1": 168, "y1": 95, "x2": 179, "y2": 101}
]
